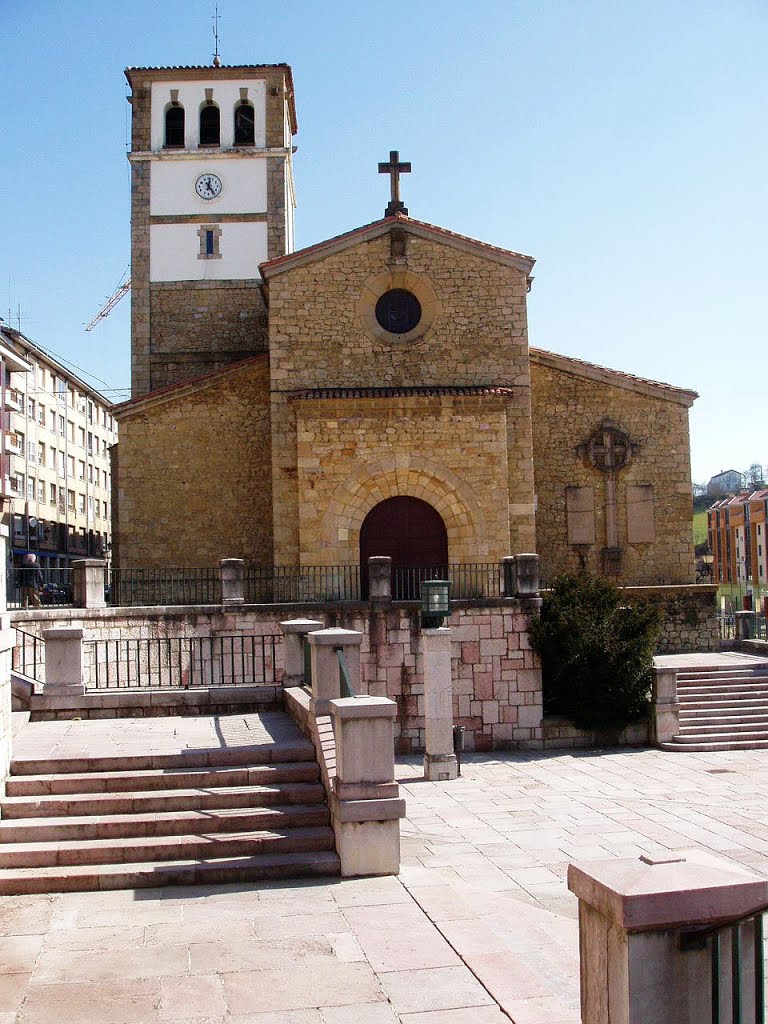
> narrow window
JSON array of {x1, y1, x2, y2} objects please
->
[
  {"x1": 205, "y1": 230, "x2": 214, "y2": 256},
  {"x1": 199, "y1": 105, "x2": 220, "y2": 146},
  {"x1": 234, "y1": 102, "x2": 255, "y2": 145},
  {"x1": 164, "y1": 105, "x2": 185, "y2": 147},
  {"x1": 197, "y1": 224, "x2": 221, "y2": 259}
]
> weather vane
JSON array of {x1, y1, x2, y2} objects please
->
[{"x1": 212, "y1": 5, "x2": 221, "y2": 67}]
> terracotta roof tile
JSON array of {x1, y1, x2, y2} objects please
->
[{"x1": 287, "y1": 385, "x2": 518, "y2": 401}]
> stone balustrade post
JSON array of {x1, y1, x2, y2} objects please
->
[
  {"x1": 422, "y1": 627, "x2": 457, "y2": 780},
  {"x1": 42, "y1": 627, "x2": 85, "y2": 695},
  {"x1": 330, "y1": 695, "x2": 404, "y2": 876},
  {"x1": 308, "y1": 628, "x2": 363, "y2": 715},
  {"x1": 219, "y1": 559, "x2": 244, "y2": 606},
  {"x1": 367, "y1": 556, "x2": 392, "y2": 603},
  {"x1": 568, "y1": 851, "x2": 768, "y2": 1024},
  {"x1": 651, "y1": 665, "x2": 679, "y2": 745},
  {"x1": 72, "y1": 559, "x2": 106, "y2": 610},
  {"x1": 514, "y1": 553, "x2": 540, "y2": 597},
  {"x1": 280, "y1": 618, "x2": 324, "y2": 687},
  {"x1": 735, "y1": 610, "x2": 757, "y2": 641}
]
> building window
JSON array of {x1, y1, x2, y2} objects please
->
[
  {"x1": 199, "y1": 104, "x2": 220, "y2": 146},
  {"x1": 88, "y1": 495, "x2": 94, "y2": 516},
  {"x1": 67, "y1": 490, "x2": 75, "y2": 511},
  {"x1": 58, "y1": 451, "x2": 65, "y2": 477},
  {"x1": 78, "y1": 460, "x2": 85, "y2": 480},
  {"x1": 27, "y1": 477, "x2": 35, "y2": 501},
  {"x1": 67, "y1": 455, "x2": 75, "y2": 477},
  {"x1": 87, "y1": 432, "x2": 93, "y2": 455},
  {"x1": 68, "y1": 421, "x2": 75, "y2": 442},
  {"x1": 49, "y1": 483, "x2": 57, "y2": 505},
  {"x1": 164, "y1": 104, "x2": 185, "y2": 147},
  {"x1": 38, "y1": 404, "x2": 44, "y2": 425},
  {"x1": 234, "y1": 102, "x2": 255, "y2": 145},
  {"x1": 78, "y1": 426, "x2": 85, "y2": 448},
  {"x1": 27, "y1": 442, "x2": 36, "y2": 463},
  {"x1": 78, "y1": 494, "x2": 86, "y2": 514},
  {"x1": 37, "y1": 481, "x2": 45, "y2": 503},
  {"x1": 27, "y1": 398, "x2": 35, "y2": 418},
  {"x1": 58, "y1": 415, "x2": 65, "y2": 437},
  {"x1": 197, "y1": 224, "x2": 222, "y2": 260}
]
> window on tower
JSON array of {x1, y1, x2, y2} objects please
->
[
  {"x1": 234, "y1": 102, "x2": 255, "y2": 146},
  {"x1": 199, "y1": 104, "x2": 220, "y2": 146},
  {"x1": 164, "y1": 105, "x2": 185, "y2": 148}
]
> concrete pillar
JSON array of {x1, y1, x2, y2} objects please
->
[
  {"x1": 330, "y1": 695, "x2": 404, "y2": 876},
  {"x1": 220, "y1": 558, "x2": 244, "y2": 606},
  {"x1": 42, "y1": 627, "x2": 85, "y2": 695},
  {"x1": 514, "y1": 553, "x2": 540, "y2": 597},
  {"x1": 735, "y1": 610, "x2": 757, "y2": 640},
  {"x1": 308, "y1": 627, "x2": 362, "y2": 715},
  {"x1": 422, "y1": 627, "x2": 457, "y2": 781},
  {"x1": 651, "y1": 666, "x2": 679, "y2": 745},
  {"x1": 280, "y1": 618, "x2": 323, "y2": 687},
  {"x1": 367, "y1": 556, "x2": 392, "y2": 602},
  {"x1": 72, "y1": 559, "x2": 106, "y2": 610},
  {"x1": 568, "y1": 851, "x2": 768, "y2": 1024}
]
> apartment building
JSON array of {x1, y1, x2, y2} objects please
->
[
  {"x1": 0, "y1": 322, "x2": 117, "y2": 573},
  {"x1": 708, "y1": 489, "x2": 768, "y2": 611}
]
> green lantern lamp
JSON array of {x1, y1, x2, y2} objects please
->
[{"x1": 420, "y1": 579, "x2": 451, "y2": 629}]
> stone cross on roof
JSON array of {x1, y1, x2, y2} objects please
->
[{"x1": 378, "y1": 150, "x2": 411, "y2": 218}]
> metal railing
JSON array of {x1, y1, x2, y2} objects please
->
[
  {"x1": 244, "y1": 564, "x2": 361, "y2": 604},
  {"x1": 391, "y1": 563, "x2": 501, "y2": 601},
  {"x1": 337, "y1": 647, "x2": 356, "y2": 698},
  {"x1": 685, "y1": 909, "x2": 765, "y2": 1024},
  {"x1": 83, "y1": 633, "x2": 279, "y2": 690},
  {"x1": 109, "y1": 568, "x2": 221, "y2": 607},
  {"x1": 8, "y1": 567, "x2": 74, "y2": 610},
  {"x1": 12, "y1": 628, "x2": 45, "y2": 683}
]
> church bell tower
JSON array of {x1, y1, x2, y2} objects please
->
[{"x1": 125, "y1": 62, "x2": 297, "y2": 396}]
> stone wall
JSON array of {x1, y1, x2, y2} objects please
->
[
  {"x1": 620, "y1": 584, "x2": 719, "y2": 654},
  {"x1": 293, "y1": 394, "x2": 515, "y2": 566},
  {"x1": 14, "y1": 600, "x2": 543, "y2": 753},
  {"x1": 267, "y1": 228, "x2": 536, "y2": 565},
  {"x1": 530, "y1": 354, "x2": 695, "y2": 585},
  {"x1": 114, "y1": 358, "x2": 273, "y2": 568},
  {"x1": 146, "y1": 280, "x2": 268, "y2": 391}
]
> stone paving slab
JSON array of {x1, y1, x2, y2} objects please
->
[
  {"x1": 11, "y1": 713, "x2": 307, "y2": 763},
  {"x1": 3, "y1": 742, "x2": 768, "y2": 1021}
]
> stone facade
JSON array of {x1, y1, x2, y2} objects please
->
[
  {"x1": 266, "y1": 226, "x2": 536, "y2": 565},
  {"x1": 114, "y1": 358, "x2": 272, "y2": 567},
  {"x1": 147, "y1": 280, "x2": 268, "y2": 391},
  {"x1": 530, "y1": 350, "x2": 696, "y2": 585}
]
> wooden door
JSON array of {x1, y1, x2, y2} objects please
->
[{"x1": 360, "y1": 496, "x2": 448, "y2": 599}]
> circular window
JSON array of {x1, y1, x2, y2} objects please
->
[{"x1": 374, "y1": 289, "x2": 422, "y2": 335}]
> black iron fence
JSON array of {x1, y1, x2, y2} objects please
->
[
  {"x1": 391, "y1": 563, "x2": 502, "y2": 601},
  {"x1": 244, "y1": 564, "x2": 361, "y2": 603},
  {"x1": 83, "y1": 633, "x2": 279, "y2": 690},
  {"x1": 12, "y1": 628, "x2": 45, "y2": 683},
  {"x1": 109, "y1": 567, "x2": 220, "y2": 607},
  {"x1": 8, "y1": 567, "x2": 74, "y2": 610},
  {"x1": 693, "y1": 909, "x2": 765, "y2": 1024}
]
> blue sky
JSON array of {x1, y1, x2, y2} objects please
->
[{"x1": 2, "y1": 0, "x2": 766, "y2": 485}]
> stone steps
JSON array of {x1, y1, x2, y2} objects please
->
[
  {"x1": 0, "y1": 716, "x2": 340, "y2": 893},
  {"x1": 664, "y1": 663, "x2": 768, "y2": 751}
]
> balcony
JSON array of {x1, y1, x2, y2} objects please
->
[
  {"x1": 4, "y1": 433, "x2": 23, "y2": 456},
  {"x1": 4, "y1": 389, "x2": 22, "y2": 413}
]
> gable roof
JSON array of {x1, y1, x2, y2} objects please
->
[
  {"x1": 113, "y1": 354, "x2": 268, "y2": 418},
  {"x1": 529, "y1": 347, "x2": 698, "y2": 408},
  {"x1": 260, "y1": 215, "x2": 535, "y2": 279}
]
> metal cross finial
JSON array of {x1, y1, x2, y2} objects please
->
[
  {"x1": 212, "y1": 5, "x2": 221, "y2": 66},
  {"x1": 378, "y1": 150, "x2": 411, "y2": 217}
]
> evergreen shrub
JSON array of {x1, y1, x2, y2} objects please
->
[{"x1": 529, "y1": 572, "x2": 663, "y2": 732}]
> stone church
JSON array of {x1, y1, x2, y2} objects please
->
[{"x1": 113, "y1": 62, "x2": 696, "y2": 587}]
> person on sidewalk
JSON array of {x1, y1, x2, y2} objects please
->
[{"x1": 18, "y1": 553, "x2": 43, "y2": 609}]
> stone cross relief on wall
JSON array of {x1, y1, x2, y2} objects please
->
[{"x1": 569, "y1": 419, "x2": 642, "y2": 575}]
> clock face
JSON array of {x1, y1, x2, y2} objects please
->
[{"x1": 195, "y1": 173, "x2": 223, "y2": 200}]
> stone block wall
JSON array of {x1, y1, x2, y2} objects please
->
[
  {"x1": 620, "y1": 584, "x2": 719, "y2": 653},
  {"x1": 530, "y1": 353, "x2": 695, "y2": 585},
  {"x1": 267, "y1": 229, "x2": 536, "y2": 564},
  {"x1": 114, "y1": 358, "x2": 273, "y2": 568},
  {"x1": 14, "y1": 600, "x2": 543, "y2": 752},
  {"x1": 147, "y1": 280, "x2": 268, "y2": 391}
]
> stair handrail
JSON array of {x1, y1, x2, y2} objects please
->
[{"x1": 13, "y1": 627, "x2": 45, "y2": 683}]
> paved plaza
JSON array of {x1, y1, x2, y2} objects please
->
[{"x1": 2, "y1": 744, "x2": 768, "y2": 1022}]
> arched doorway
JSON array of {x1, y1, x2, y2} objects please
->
[{"x1": 360, "y1": 496, "x2": 448, "y2": 599}]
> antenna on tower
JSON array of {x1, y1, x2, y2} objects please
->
[{"x1": 212, "y1": 5, "x2": 221, "y2": 66}]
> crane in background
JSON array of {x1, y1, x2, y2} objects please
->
[{"x1": 85, "y1": 273, "x2": 131, "y2": 332}]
